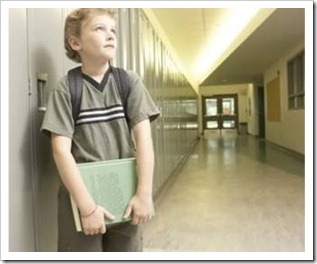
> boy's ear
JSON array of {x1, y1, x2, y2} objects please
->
[{"x1": 68, "y1": 36, "x2": 81, "y2": 51}]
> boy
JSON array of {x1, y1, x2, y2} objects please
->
[{"x1": 41, "y1": 8, "x2": 160, "y2": 252}]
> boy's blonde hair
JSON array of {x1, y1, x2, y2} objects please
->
[{"x1": 64, "y1": 8, "x2": 116, "y2": 63}]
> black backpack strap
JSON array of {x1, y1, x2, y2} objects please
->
[
  {"x1": 68, "y1": 66, "x2": 83, "y2": 125},
  {"x1": 68, "y1": 65, "x2": 130, "y2": 127},
  {"x1": 111, "y1": 66, "x2": 130, "y2": 125}
]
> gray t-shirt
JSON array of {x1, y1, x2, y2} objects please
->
[{"x1": 41, "y1": 67, "x2": 160, "y2": 163}]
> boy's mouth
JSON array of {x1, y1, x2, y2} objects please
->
[{"x1": 104, "y1": 44, "x2": 115, "y2": 49}]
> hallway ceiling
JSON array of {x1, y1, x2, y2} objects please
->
[{"x1": 150, "y1": 8, "x2": 305, "y2": 87}]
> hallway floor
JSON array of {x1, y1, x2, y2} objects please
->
[{"x1": 143, "y1": 131, "x2": 305, "y2": 252}]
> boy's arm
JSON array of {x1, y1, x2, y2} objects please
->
[
  {"x1": 124, "y1": 118, "x2": 155, "y2": 224},
  {"x1": 51, "y1": 133, "x2": 114, "y2": 234}
]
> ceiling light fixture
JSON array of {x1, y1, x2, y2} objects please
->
[{"x1": 192, "y1": 8, "x2": 274, "y2": 85}]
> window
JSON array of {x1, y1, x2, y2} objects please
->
[{"x1": 287, "y1": 50, "x2": 304, "y2": 109}]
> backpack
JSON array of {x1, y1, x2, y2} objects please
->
[{"x1": 67, "y1": 66, "x2": 130, "y2": 127}]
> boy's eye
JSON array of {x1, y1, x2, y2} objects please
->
[
  {"x1": 95, "y1": 26, "x2": 116, "y2": 36},
  {"x1": 96, "y1": 26, "x2": 106, "y2": 31}
]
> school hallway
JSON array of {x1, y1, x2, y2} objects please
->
[
  {"x1": 6, "y1": 7, "x2": 312, "y2": 260},
  {"x1": 143, "y1": 132, "x2": 305, "y2": 252}
]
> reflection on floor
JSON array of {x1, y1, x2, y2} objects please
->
[{"x1": 143, "y1": 132, "x2": 305, "y2": 252}]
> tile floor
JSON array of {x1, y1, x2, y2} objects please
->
[{"x1": 143, "y1": 132, "x2": 305, "y2": 252}]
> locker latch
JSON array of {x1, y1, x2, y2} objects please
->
[{"x1": 37, "y1": 73, "x2": 48, "y2": 112}]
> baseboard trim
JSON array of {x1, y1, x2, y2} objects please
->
[{"x1": 260, "y1": 138, "x2": 305, "y2": 160}]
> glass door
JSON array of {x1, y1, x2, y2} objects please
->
[
  {"x1": 204, "y1": 98, "x2": 219, "y2": 129},
  {"x1": 203, "y1": 94, "x2": 238, "y2": 131},
  {"x1": 221, "y1": 96, "x2": 237, "y2": 129}
]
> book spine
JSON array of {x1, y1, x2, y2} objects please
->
[{"x1": 70, "y1": 195, "x2": 83, "y2": 232}]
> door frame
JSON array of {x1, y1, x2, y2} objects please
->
[{"x1": 202, "y1": 94, "x2": 239, "y2": 131}]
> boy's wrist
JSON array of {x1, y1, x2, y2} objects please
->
[
  {"x1": 79, "y1": 201, "x2": 97, "y2": 217},
  {"x1": 136, "y1": 188, "x2": 152, "y2": 198},
  {"x1": 80, "y1": 203, "x2": 98, "y2": 218}
]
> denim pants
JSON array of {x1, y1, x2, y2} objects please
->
[{"x1": 57, "y1": 186, "x2": 143, "y2": 252}]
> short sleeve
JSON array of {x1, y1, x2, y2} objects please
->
[
  {"x1": 40, "y1": 78, "x2": 74, "y2": 139},
  {"x1": 125, "y1": 71, "x2": 161, "y2": 128}
]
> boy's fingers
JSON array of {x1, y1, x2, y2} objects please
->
[
  {"x1": 123, "y1": 204, "x2": 133, "y2": 219},
  {"x1": 100, "y1": 225, "x2": 106, "y2": 234},
  {"x1": 103, "y1": 209, "x2": 115, "y2": 220}
]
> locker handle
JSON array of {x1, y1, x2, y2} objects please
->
[{"x1": 37, "y1": 73, "x2": 48, "y2": 112}]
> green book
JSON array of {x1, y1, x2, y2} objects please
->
[{"x1": 70, "y1": 158, "x2": 137, "y2": 232}]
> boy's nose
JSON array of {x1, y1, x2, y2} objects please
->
[{"x1": 106, "y1": 33, "x2": 114, "y2": 41}]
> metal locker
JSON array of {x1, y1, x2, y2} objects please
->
[
  {"x1": 117, "y1": 8, "x2": 131, "y2": 70},
  {"x1": 27, "y1": 8, "x2": 65, "y2": 251},
  {"x1": 9, "y1": 8, "x2": 36, "y2": 252},
  {"x1": 128, "y1": 8, "x2": 141, "y2": 74}
]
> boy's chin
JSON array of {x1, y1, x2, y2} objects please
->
[{"x1": 102, "y1": 53, "x2": 116, "y2": 62}]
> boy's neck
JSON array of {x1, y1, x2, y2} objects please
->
[{"x1": 81, "y1": 62, "x2": 110, "y2": 82}]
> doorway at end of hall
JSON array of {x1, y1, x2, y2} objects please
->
[{"x1": 202, "y1": 94, "x2": 239, "y2": 136}]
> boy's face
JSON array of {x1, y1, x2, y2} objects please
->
[{"x1": 75, "y1": 14, "x2": 117, "y2": 65}]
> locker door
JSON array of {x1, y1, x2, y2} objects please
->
[
  {"x1": 9, "y1": 8, "x2": 36, "y2": 252},
  {"x1": 27, "y1": 8, "x2": 65, "y2": 251},
  {"x1": 117, "y1": 8, "x2": 131, "y2": 69}
]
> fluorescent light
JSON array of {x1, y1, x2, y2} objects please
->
[{"x1": 192, "y1": 8, "x2": 264, "y2": 84}]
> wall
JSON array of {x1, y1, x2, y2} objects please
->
[
  {"x1": 199, "y1": 84, "x2": 249, "y2": 134},
  {"x1": 264, "y1": 41, "x2": 304, "y2": 154}
]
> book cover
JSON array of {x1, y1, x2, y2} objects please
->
[{"x1": 70, "y1": 158, "x2": 137, "y2": 232}]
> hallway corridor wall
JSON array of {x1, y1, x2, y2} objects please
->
[{"x1": 264, "y1": 41, "x2": 304, "y2": 155}]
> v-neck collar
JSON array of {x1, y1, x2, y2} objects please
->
[{"x1": 82, "y1": 67, "x2": 111, "y2": 92}]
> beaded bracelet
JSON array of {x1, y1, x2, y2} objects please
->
[{"x1": 81, "y1": 203, "x2": 97, "y2": 218}]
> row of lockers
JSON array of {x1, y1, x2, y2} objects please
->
[
  {"x1": 137, "y1": 10, "x2": 199, "y2": 195},
  {"x1": 90, "y1": 8, "x2": 199, "y2": 195}
]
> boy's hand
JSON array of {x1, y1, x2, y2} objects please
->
[
  {"x1": 123, "y1": 193, "x2": 154, "y2": 225},
  {"x1": 81, "y1": 205, "x2": 115, "y2": 235}
]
